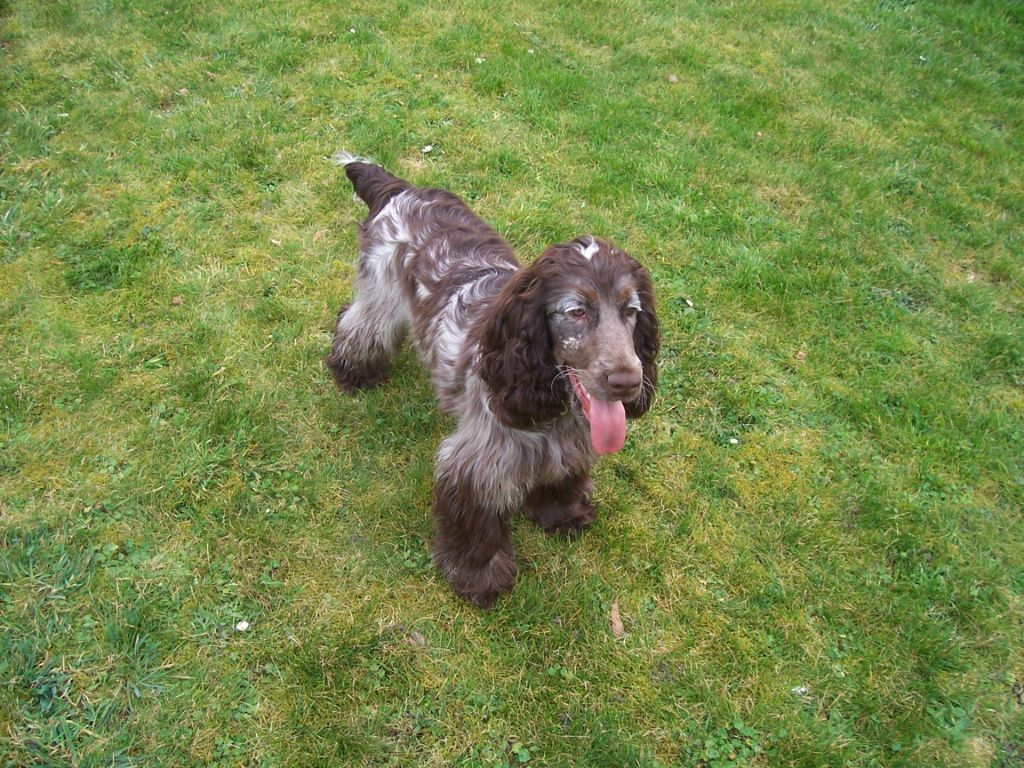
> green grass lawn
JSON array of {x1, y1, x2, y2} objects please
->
[{"x1": 2, "y1": 0, "x2": 1022, "y2": 765}]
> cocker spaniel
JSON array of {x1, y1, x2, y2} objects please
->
[{"x1": 326, "y1": 153, "x2": 659, "y2": 606}]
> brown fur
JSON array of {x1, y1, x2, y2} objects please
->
[{"x1": 327, "y1": 159, "x2": 659, "y2": 606}]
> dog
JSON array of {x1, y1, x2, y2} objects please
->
[{"x1": 326, "y1": 153, "x2": 658, "y2": 606}]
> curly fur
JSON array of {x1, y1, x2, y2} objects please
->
[
  {"x1": 475, "y1": 266, "x2": 566, "y2": 427},
  {"x1": 326, "y1": 156, "x2": 659, "y2": 606}
]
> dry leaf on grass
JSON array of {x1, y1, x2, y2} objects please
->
[{"x1": 609, "y1": 601, "x2": 624, "y2": 638}]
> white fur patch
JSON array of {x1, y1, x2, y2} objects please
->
[
  {"x1": 562, "y1": 335, "x2": 583, "y2": 352},
  {"x1": 434, "y1": 292, "x2": 466, "y2": 363},
  {"x1": 576, "y1": 237, "x2": 599, "y2": 261},
  {"x1": 332, "y1": 150, "x2": 374, "y2": 166},
  {"x1": 372, "y1": 193, "x2": 414, "y2": 241},
  {"x1": 356, "y1": 194, "x2": 416, "y2": 292}
]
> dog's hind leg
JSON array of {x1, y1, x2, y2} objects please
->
[{"x1": 326, "y1": 237, "x2": 410, "y2": 393}]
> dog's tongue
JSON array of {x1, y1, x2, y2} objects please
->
[
  {"x1": 569, "y1": 372, "x2": 628, "y2": 455},
  {"x1": 588, "y1": 397, "x2": 627, "y2": 455}
]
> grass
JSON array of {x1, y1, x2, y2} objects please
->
[{"x1": 1, "y1": 0, "x2": 1022, "y2": 765}]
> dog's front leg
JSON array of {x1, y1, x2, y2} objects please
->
[
  {"x1": 523, "y1": 472, "x2": 596, "y2": 535},
  {"x1": 431, "y1": 462, "x2": 518, "y2": 608}
]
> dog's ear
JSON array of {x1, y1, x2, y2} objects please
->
[
  {"x1": 625, "y1": 260, "x2": 659, "y2": 419},
  {"x1": 477, "y1": 261, "x2": 566, "y2": 428}
]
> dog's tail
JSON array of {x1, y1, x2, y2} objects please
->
[{"x1": 332, "y1": 151, "x2": 412, "y2": 218}]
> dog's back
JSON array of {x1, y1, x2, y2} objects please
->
[{"x1": 329, "y1": 153, "x2": 519, "y2": 412}]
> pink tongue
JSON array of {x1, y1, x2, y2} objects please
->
[{"x1": 588, "y1": 397, "x2": 627, "y2": 455}]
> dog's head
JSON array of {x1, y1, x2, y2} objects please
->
[{"x1": 477, "y1": 237, "x2": 659, "y2": 451}]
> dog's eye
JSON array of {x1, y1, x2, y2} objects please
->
[
  {"x1": 566, "y1": 307, "x2": 587, "y2": 320},
  {"x1": 623, "y1": 305, "x2": 640, "y2": 318}
]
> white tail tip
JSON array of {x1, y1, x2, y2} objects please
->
[{"x1": 332, "y1": 150, "x2": 374, "y2": 166}]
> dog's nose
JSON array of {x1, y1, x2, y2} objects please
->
[{"x1": 606, "y1": 367, "x2": 642, "y2": 398}]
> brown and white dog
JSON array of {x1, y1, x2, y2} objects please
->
[{"x1": 326, "y1": 153, "x2": 658, "y2": 606}]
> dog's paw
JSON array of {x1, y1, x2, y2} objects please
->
[
  {"x1": 324, "y1": 355, "x2": 390, "y2": 393},
  {"x1": 524, "y1": 489, "x2": 597, "y2": 537},
  {"x1": 542, "y1": 496, "x2": 596, "y2": 537},
  {"x1": 446, "y1": 552, "x2": 517, "y2": 609}
]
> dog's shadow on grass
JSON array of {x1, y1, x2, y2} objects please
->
[
  {"x1": 317, "y1": 347, "x2": 444, "y2": 454},
  {"x1": 315, "y1": 345, "x2": 446, "y2": 546}
]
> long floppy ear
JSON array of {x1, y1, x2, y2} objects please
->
[
  {"x1": 476, "y1": 263, "x2": 567, "y2": 428},
  {"x1": 625, "y1": 261, "x2": 659, "y2": 419}
]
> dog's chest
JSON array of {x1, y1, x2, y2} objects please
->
[{"x1": 534, "y1": 413, "x2": 595, "y2": 484}]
